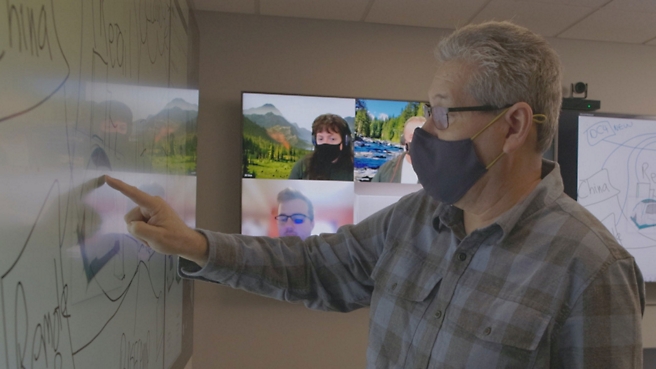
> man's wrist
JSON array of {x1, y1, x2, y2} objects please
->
[{"x1": 184, "y1": 229, "x2": 209, "y2": 268}]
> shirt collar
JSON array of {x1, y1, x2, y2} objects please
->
[{"x1": 432, "y1": 159, "x2": 564, "y2": 239}]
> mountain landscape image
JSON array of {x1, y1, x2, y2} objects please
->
[
  {"x1": 244, "y1": 104, "x2": 313, "y2": 150},
  {"x1": 243, "y1": 102, "x2": 354, "y2": 179},
  {"x1": 133, "y1": 97, "x2": 199, "y2": 175}
]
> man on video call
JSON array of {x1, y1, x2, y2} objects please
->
[
  {"x1": 372, "y1": 116, "x2": 425, "y2": 183},
  {"x1": 275, "y1": 187, "x2": 315, "y2": 240},
  {"x1": 105, "y1": 20, "x2": 645, "y2": 368}
]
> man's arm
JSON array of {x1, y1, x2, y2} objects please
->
[
  {"x1": 105, "y1": 174, "x2": 393, "y2": 312},
  {"x1": 553, "y1": 257, "x2": 645, "y2": 368},
  {"x1": 182, "y1": 223, "x2": 387, "y2": 312}
]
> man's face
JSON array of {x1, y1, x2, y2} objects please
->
[
  {"x1": 425, "y1": 61, "x2": 505, "y2": 166},
  {"x1": 424, "y1": 61, "x2": 508, "y2": 206},
  {"x1": 276, "y1": 198, "x2": 314, "y2": 240}
]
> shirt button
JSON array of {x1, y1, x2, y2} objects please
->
[
  {"x1": 484, "y1": 327, "x2": 492, "y2": 335},
  {"x1": 458, "y1": 252, "x2": 467, "y2": 261},
  {"x1": 434, "y1": 310, "x2": 442, "y2": 319}
]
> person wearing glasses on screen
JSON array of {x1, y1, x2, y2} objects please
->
[
  {"x1": 288, "y1": 113, "x2": 354, "y2": 181},
  {"x1": 105, "y1": 21, "x2": 644, "y2": 369},
  {"x1": 371, "y1": 116, "x2": 425, "y2": 183},
  {"x1": 275, "y1": 187, "x2": 315, "y2": 240}
]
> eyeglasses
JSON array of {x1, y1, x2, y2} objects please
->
[
  {"x1": 424, "y1": 104, "x2": 513, "y2": 130},
  {"x1": 275, "y1": 213, "x2": 310, "y2": 224}
]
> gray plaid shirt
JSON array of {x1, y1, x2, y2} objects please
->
[{"x1": 180, "y1": 160, "x2": 645, "y2": 368}]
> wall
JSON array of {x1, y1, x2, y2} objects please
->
[{"x1": 193, "y1": 11, "x2": 656, "y2": 368}]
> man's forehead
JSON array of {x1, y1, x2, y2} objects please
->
[
  {"x1": 428, "y1": 62, "x2": 474, "y2": 104},
  {"x1": 279, "y1": 198, "x2": 309, "y2": 213}
]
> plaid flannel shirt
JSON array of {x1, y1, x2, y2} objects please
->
[{"x1": 180, "y1": 160, "x2": 645, "y2": 368}]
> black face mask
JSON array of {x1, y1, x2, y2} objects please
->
[
  {"x1": 411, "y1": 108, "x2": 546, "y2": 205},
  {"x1": 410, "y1": 108, "x2": 510, "y2": 205},
  {"x1": 314, "y1": 143, "x2": 341, "y2": 164}
]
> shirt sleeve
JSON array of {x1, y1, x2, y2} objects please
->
[
  {"x1": 553, "y1": 257, "x2": 645, "y2": 368},
  {"x1": 178, "y1": 204, "x2": 396, "y2": 312},
  {"x1": 288, "y1": 157, "x2": 306, "y2": 179}
]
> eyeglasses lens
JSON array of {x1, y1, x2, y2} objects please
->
[
  {"x1": 425, "y1": 106, "x2": 448, "y2": 130},
  {"x1": 276, "y1": 214, "x2": 307, "y2": 224},
  {"x1": 432, "y1": 106, "x2": 448, "y2": 130}
]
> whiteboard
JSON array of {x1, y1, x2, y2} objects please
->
[
  {"x1": 0, "y1": 0, "x2": 198, "y2": 368},
  {"x1": 578, "y1": 115, "x2": 656, "y2": 282}
]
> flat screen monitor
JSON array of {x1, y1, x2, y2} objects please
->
[
  {"x1": 558, "y1": 111, "x2": 656, "y2": 282},
  {"x1": 241, "y1": 92, "x2": 425, "y2": 238}
]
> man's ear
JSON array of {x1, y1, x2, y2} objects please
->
[{"x1": 502, "y1": 102, "x2": 534, "y2": 154}]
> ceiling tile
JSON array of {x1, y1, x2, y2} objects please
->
[
  {"x1": 559, "y1": 7, "x2": 656, "y2": 43},
  {"x1": 193, "y1": 0, "x2": 256, "y2": 13},
  {"x1": 365, "y1": 0, "x2": 490, "y2": 29},
  {"x1": 605, "y1": 0, "x2": 656, "y2": 13},
  {"x1": 471, "y1": 0, "x2": 596, "y2": 37},
  {"x1": 511, "y1": 0, "x2": 608, "y2": 7},
  {"x1": 192, "y1": 0, "x2": 656, "y2": 46},
  {"x1": 260, "y1": 0, "x2": 372, "y2": 22}
]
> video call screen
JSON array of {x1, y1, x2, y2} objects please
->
[{"x1": 241, "y1": 92, "x2": 426, "y2": 239}]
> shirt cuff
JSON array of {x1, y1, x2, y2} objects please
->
[{"x1": 177, "y1": 229, "x2": 241, "y2": 284}]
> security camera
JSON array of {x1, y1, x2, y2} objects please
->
[
  {"x1": 573, "y1": 82, "x2": 587, "y2": 94},
  {"x1": 562, "y1": 81, "x2": 599, "y2": 111},
  {"x1": 570, "y1": 82, "x2": 588, "y2": 99}
]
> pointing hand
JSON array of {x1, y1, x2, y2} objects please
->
[{"x1": 104, "y1": 175, "x2": 208, "y2": 267}]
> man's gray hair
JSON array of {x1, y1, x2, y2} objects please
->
[
  {"x1": 436, "y1": 21, "x2": 562, "y2": 153},
  {"x1": 277, "y1": 187, "x2": 314, "y2": 220}
]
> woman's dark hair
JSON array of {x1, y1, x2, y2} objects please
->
[{"x1": 307, "y1": 114, "x2": 353, "y2": 180}]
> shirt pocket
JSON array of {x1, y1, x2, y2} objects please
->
[
  {"x1": 368, "y1": 247, "x2": 444, "y2": 367},
  {"x1": 451, "y1": 297, "x2": 551, "y2": 352},
  {"x1": 372, "y1": 247, "x2": 443, "y2": 302}
]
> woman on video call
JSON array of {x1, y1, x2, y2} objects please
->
[{"x1": 288, "y1": 113, "x2": 354, "y2": 181}]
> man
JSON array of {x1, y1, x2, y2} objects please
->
[
  {"x1": 105, "y1": 21, "x2": 645, "y2": 368},
  {"x1": 371, "y1": 116, "x2": 424, "y2": 183},
  {"x1": 275, "y1": 187, "x2": 315, "y2": 240}
]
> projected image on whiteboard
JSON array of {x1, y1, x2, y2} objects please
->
[{"x1": 578, "y1": 115, "x2": 656, "y2": 281}]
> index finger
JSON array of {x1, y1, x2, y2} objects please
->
[{"x1": 104, "y1": 175, "x2": 158, "y2": 208}]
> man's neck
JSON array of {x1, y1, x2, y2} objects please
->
[{"x1": 460, "y1": 157, "x2": 542, "y2": 234}]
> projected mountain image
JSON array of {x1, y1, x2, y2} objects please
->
[{"x1": 133, "y1": 98, "x2": 199, "y2": 175}]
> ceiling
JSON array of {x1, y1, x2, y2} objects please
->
[{"x1": 193, "y1": 0, "x2": 656, "y2": 46}]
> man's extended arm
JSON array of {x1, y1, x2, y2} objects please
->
[{"x1": 105, "y1": 174, "x2": 393, "y2": 312}]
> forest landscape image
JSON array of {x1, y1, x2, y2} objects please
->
[{"x1": 353, "y1": 98, "x2": 426, "y2": 181}]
